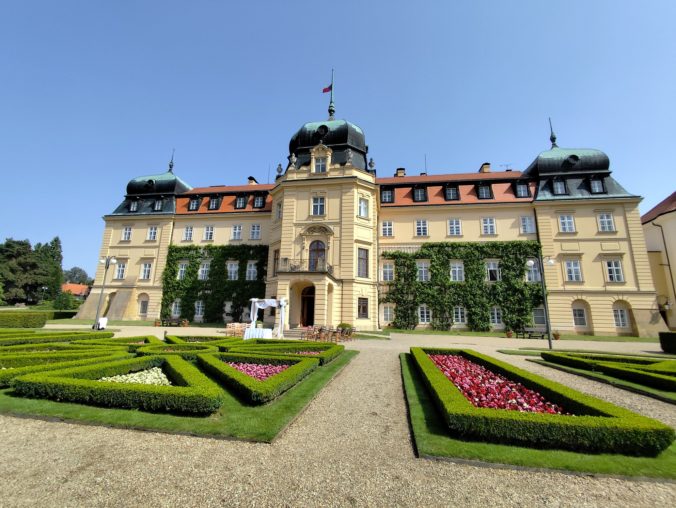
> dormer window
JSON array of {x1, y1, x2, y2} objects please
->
[
  {"x1": 381, "y1": 188, "x2": 394, "y2": 203},
  {"x1": 514, "y1": 182, "x2": 530, "y2": 198},
  {"x1": 590, "y1": 178, "x2": 605, "y2": 194},
  {"x1": 129, "y1": 200, "x2": 138, "y2": 212},
  {"x1": 552, "y1": 179, "x2": 568, "y2": 195},
  {"x1": 235, "y1": 195, "x2": 247, "y2": 209},
  {"x1": 315, "y1": 157, "x2": 327, "y2": 173},
  {"x1": 476, "y1": 184, "x2": 492, "y2": 199},
  {"x1": 413, "y1": 187, "x2": 427, "y2": 202},
  {"x1": 208, "y1": 197, "x2": 220, "y2": 210},
  {"x1": 188, "y1": 198, "x2": 200, "y2": 211},
  {"x1": 153, "y1": 199, "x2": 163, "y2": 211},
  {"x1": 253, "y1": 195, "x2": 265, "y2": 208},
  {"x1": 444, "y1": 185, "x2": 459, "y2": 201}
]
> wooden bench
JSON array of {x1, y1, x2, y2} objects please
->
[{"x1": 515, "y1": 329, "x2": 546, "y2": 340}]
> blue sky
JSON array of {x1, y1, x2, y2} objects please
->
[{"x1": 1, "y1": 1, "x2": 675, "y2": 277}]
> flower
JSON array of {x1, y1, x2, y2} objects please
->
[{"x1": 225, "y1": 361, "x2": 289, "y2": 381}]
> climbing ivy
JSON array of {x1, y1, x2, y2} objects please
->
[
  {"x1": 161, "y1": 244, "x2": 268, "y2": 323},
  {"x1": 381, "y1": 241, "x2": 543, "y2": 331}
]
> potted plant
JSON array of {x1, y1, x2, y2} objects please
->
[
  {"x1": 505, "y1": 328, "x2": 513, "y2": 338},
  {"x1": 552, "y1": 330, "x2": 561, "y2": 340},
  {"x1": 256, "y1": 320, "x2": 264, "y2": 329},
  {"x1": 154, "y1": 319, "x2": 162, "y2": 327},
  {"x1": 180, "y1": 319, "x2": 189, "y2": 327}
]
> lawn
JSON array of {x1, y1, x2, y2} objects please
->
[{"x1": 400, "y1": 352, "x2": 676, "y2": 479}]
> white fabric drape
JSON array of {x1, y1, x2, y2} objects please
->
[{"x1": 248, "y1": 298, "x2": 287, "y2": 339}]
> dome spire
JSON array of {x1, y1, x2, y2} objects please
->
[
  {"x1": 327, "y1": 68, "x2": 335, "y2": 120},
  {"x1": 168, "y1": 148, "x2": 175, "y2": 173},
  {"x1": 548, "y1": 117, "x2": 558, "y2": 148}
]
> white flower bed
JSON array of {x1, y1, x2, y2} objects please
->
[{"x1": 98, "y1": 367, "x2": 171, "y2": 386}]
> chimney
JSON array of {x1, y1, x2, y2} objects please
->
[
  {"x1": 247, "y1": 176, "x2": 258, "y2": 185},
  {"x1": 395, "y1": 167, "x2": 406, "y2": 177},
  {"x1": 420, "y1": 171, "x2": 427, "y2": 176},
  {"x1": 479, "y1": 162, "x2": 491, "y2": 173}
]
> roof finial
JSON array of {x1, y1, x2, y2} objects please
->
[
  {"x1": 548, "y1": 117, "x2": 558, "y2": 148},
  {"x1": 168, "y1": 148, "x2": 175, "y2": 172},
  {"x1": 325, "y1": 68, "x2": 335, "y2": 120}
]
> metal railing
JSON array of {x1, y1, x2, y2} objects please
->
[{"x1": 276, "y1": 258, "x2": 333, "y2": 275}]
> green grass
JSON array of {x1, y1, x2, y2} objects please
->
[
  {"x1": 47, "y1": 318, "x2": 156, "y2": 326},
  {"x1": 0, "y1": 350, "x2": 357, "y2": 442},
  {"x1": 498, "y1": 348, "x2": 676, "y2": 358},
  {"x1": 389, "y1": 329, "x2": 506, "y2": 337},
  {"x1": 557, "y1": 334, "x2": 658, "y2": 343},
  {"x1": 400, "y1": 352, "x2": 676, "y2": 479}
]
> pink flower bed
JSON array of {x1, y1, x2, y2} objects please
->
[
  {"x1": 226, "y1": 361, "x2": 290, "y2": 381},
  {"x1": 428, "y1": 354, "x2": 568, "y2": 414}
]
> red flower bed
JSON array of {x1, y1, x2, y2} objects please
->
[
  {"x1": 428, "y1": 354, "x2": 568, "y2": 414},
  {"x1": 226, "y1": 361, "x2": 289, "y2": 381}
]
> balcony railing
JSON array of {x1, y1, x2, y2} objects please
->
[{"x1": 276, "y1": 258, "x2": 333, "y2": 275}]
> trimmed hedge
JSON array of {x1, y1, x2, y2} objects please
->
[
  {"x1": 228, "y1": 343, "x2": 344, "y2": 366},
  {"x1": 12, "y1": 355, "x2": 224, "y2": 414},
  {"x1": 0, "y1": 312, "x2": 47, "y2": 328},
  {"x1": 196, "y1": 352, "x2": 319, "y2": 404},
  {"x1": 137, "y1": 343, "x2": 219, "y2": 361},
  {"x1": 165, "y1": 335, "x2": 241, "y2": 344},
  {"x1": 72, "y1": 335, "x2": 163, "y2": 352},
  {"x1": 0, "y1": 331, "x2": 115, "y2": 346},
  {"x1": 411, "y1": 347, "x2": 674, "y2": 456},
  {"x1": 0, "y1": 342, "x2": 126, "y2": 354},
  {"x1": 660, "y1": 332, "x2": 676, "y2": 354}
]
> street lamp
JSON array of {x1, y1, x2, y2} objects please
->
[
  {"x1": 92, "y1": 256, "x2": 117, "y2": 330},
  {"x1": 527, "y1": 256, "x2": 555, "y2": 350}
]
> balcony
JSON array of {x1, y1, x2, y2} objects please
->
[{"x1": 276, "y1": 258, "x2": 334, "y2": 275}]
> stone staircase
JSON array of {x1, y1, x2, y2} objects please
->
[{"x1": 283, "y1": 328, "x2": 305, "y2": 340}]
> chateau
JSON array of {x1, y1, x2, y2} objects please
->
[{"x1": 78, "y1": 104, "x2": 667, "y2": 337}]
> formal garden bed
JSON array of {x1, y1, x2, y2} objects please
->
[
  {"x1": 402, "y1": 347, "x2": 676, "y2": 478},
  {"x1": 0, "y1": 334, "x2": 355, "y2": 441}
]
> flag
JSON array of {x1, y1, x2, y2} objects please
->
[{"x1": 322, "y1": 84, "x2": 332, "y2": 93}]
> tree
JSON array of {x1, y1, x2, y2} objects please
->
[
  {"x1": 53, "y1": 290, "x2": 79, "y2": 310},
  {"x1": 63, "y1": 266, "x2": 93, "y2": 285},
  {"x1": 0, "y1": 277, "x2": 5, "y2": 306},
  {"x1": 35, "y1": 237, "x2": 63, "y2": 300}
]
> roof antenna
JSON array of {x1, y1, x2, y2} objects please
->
[
  {"x1": 324, "y1": 69, "x2": 335, "y2": 120},
  {"x1": 548, "y1": 117, "x2": 558, "y2": 148},
  {"x1": 168, "y1": 148, "x2": 175, "y2": 172}
]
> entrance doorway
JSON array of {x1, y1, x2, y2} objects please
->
[{"x1": 301, "y1": 286, "x2": 315, "y2": 326}]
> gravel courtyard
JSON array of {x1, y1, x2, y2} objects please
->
[{"x1": 1, "y1": 328, "x2": 674, "y2": 507}]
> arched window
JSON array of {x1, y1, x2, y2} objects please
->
[{"x1": 308, "y1": 240, "x2": 326, "y2": 272}]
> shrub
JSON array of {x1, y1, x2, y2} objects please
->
[
  {"x1": 0, "y1": 312, "x2": 47, "y2": 328},
  {"x1": 0, "y1": 331, "x2": 114, "y2": 346},
  {"x1": 53, "y1": 291, "x2": 80, "y2": 310},
  {"x1": 137, "y1": 343, "x2": 219, "y2": 361},
  {"x1": 196, "y1": 352, "x2": 319, "y2": 404},
  {"x1": 228, "y1": 343, "x2": 344, "y2": 365},
  {"x1": 0, "y1": 342, "x2": 126, "y2": 354},
  {"x1": 165, "y1": 335, "x2": 243, "y2": 347},
  {"x1": 71, "y1": 335, "x2": 163, "y2": 352},
  {"x1": 411, "y1": 347, "x2": 674, "y2": 456},
  {"x1": 659, "y1": 332, "x2": 676, "y2": 354},
  {"x1": 12, "y1": 355, "x2": 224, "y2": 414}
]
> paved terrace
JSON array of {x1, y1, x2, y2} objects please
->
[{"x1": 1, "y1": 326, "x2": 674, "y2": 507}]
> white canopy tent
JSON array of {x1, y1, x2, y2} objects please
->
[{"x1": 246, "y1": 298, "x2": 287, "y2": 339}]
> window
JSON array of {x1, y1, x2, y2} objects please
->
[
  {"x1": 613, "y1": 308, "x2": 628, "y2": 328},
  {"x1": 139, "y1": 299, "x2": 148, "y2": 315},
  {"x1": 147, "y1": 226, "x2": 157, "y2": 241},
  {"x1": 171, "y1": 300, "x2": 181, "y2": 318},
  {"x1": 312, "y1": 196, "x2": 325, "y2": 216},
  {"x1": 477, "y1": 185, "x2": 492, "y2": 199},
  {"x1": 565, "y1": 259, "x2": 583, "y2": 282},
  {"x1": 182, "y1": 226, "x2": 193, "y2": 241},
  {"x1": 445, "y1": 186, "x2": 459, "y2": 201},
  {"x1": 415, "y1": 219, "x2": 428, "y2": 237},
  {"x1": 418, "y1": 304, "x2": 431, "y2": 324},
  {"x1": 276, "y1": 202, "x2": 283, "y2": 219},
  {"x1": 573, "y1": 308, "x2": 587, "y2": 326},
  {"x1": 204, "y1": 226, "x2": 214, "y2": 241},
  {"x1": 448, "y1": 218, "x2": 462, "y2": 236},
  {"x1": 559, "y1": 215, "x2": 576, "y2": 233},
  {"x1": 383, "y1": 305, "x2": 394, "y2": 323},
  {"x1": 205, "y1": 197, "x2": 217, "y2": 210},
  {"x1": 453, "y1": 306, "x2": 467, "y2": 324},
  {"x1": 140, "y1": 263, "x2": 152, "y2": 280},
  {"x1": 231, "y1": 225, "x2": 242, "y2": 240},
  {"x1": 357, "y1": 298, "x2": 368, "y2": 319},
  {"x1": 381, "y1": 221, "x2": 393, "y2": 237},
  {"x1": 188, "y1": 198, "x2": 200, "y2": 211},
  {"x1": 605, "y1": 259, "x2": 624, "y2": 282},
  {"x1": 552, "y1": 179, "x2": 567, "y2": 195},
  {"x1": 115, "y1": 262, "x2": 126, "y2": 279},
  {"x1": 121, "y1": 226, "x2": 132, "y2": 241},
  {"x1": 598, "y1": 213, "x2": 615, "y2": 232},
  {"x1": 482, "y1": 217, "x2": 496, "y2": 235},
  {"x1": 198, "y1": 262, "x2": 210, "y2": 280},
  {"x1": 490, "y1": 307, "x2": 503, "y2": 326},
  {"x1": 250, "y1": 224, "x2": 261, "y2": 240},
  {"x1": 486, "y1": 261, "x2": 501, "y2": 281},
  {"x1": 227, "y1": 261, "x2": 239, "y2": 280},
  {"x1": 154, "y1": 199, "x2": 163, "y2": 211},
  {"x1": 526, "y1": 259, "x2": 541, "y2": 282},
  {"x1": 532, "y1": 307, "x2": 546, "y2": 326},
  {"x1": 358, "y1": 197, "x2": 369, "y2": 218},
  {"x1": 358, "y1": 248, "x2": 369, "y2": 278},
  {"x1": 515, "y1": 183, "x2": 529, "y2": 198},
  {"x1": 520, "y1": 216, "x2": 535, "y2": 234},
  {"x1": 129, "y1": 201, "x2": 138, "y2": 212},
  {"x1": 315, "y1": 157, "x2": 327, "y2": 173},
  {"x1": 246, "y1": 261, "x2": 257, "y2": 280},
  {"x1": 195, "y1": 300, "x2": 205, "y2": 318},
  {"x1": 449, "y1": 261, "x2": 464, "y2": 282},
  {"x1": 382, "y1": 263, "x2": 394, "y2": 281},
  {"x1": 272, "y1": 249, "x2": 280, "y2": 276},
  {"x1": 177, "y1": 262, "x2": 188, "y2": 280},
  {"x1": 417, "y1": 260, "x2": 430, "y2": 282},
  {"x1": 413, "y1": 187, "x2": 427, "y2": 202},
  {"x1": 235, "y1": 195, "x2": 247, "y2": 209},
  {"x1": 253, "y1": 195, "x2": 265, "y2": 208},
  {"x1": 381, "y1": 189, "x2": 393, "y2": 203},
  {"x1": 590, "y1": 179, "x2": 605, "y2": 194}
]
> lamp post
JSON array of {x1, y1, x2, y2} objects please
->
[
  {"x1": 527, "y1": 256, "x2": 555, "y2": 350},
  {"x1": 92, "y1": 256, "x2": 117, "y2": 330}
]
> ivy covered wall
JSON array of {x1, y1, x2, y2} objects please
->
[
  {"x1": 381, "y1": 241, "x2": 543, "y2": 331},
  {"x1": 161, "y1": 244, "x2": 268, "y2": 323}
]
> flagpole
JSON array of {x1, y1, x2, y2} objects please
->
[{"x1": 328, "y1": 68, "x2": 335, "y2": 120}]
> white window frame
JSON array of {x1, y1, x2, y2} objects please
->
[
  {"x1": 122, "y1": 226, "x2": 132, "y2": 241},
  {"x1": 177, "y1": 262, "x2": 188, "y2": 280},
  {"x1": 490, "y1": 306, "x2": 503, "y2": 326},
  {"x1": 520, "y1": 216, "x2": 535, "y2": 234},
  {"x1": 227, "y1": 261, "x2": 239, "y2": 280},
  {"x1": 246, "y1": 261, "x2": 257, "y2": 281},
  {"x1": 416, "y1": 260, "x2": 430, "y2": 282},
  {"x1": 153, "y1": 199, "x2": 163, "y2": 211},
  {"x1": 613, "y1": 308, "x2": 629, "y2": 328},
  {"x1": 183, "y1": 226, "x2": 193, "y2": 241},
  {"x1": 515, "y1": 183, "x2": 529, "y2": 198},
  {"x1": 532, "y1": 307, "x2": 546, "y2": 326},
  {"x1": 526, "y1": 259, "x2": 541, "y2": 282},
  {"x1": 448, "y1": 218, "x2": 462, "y2": 236},
  {"x1": 139, "y1": 299, "x2": 148, "y2": 316},
  {"x1": 381, "y1": 220, "x2": 393, "y2": 237},
  {"x1": 383, "y1": 305, "x2": 394, "y2": 323},
  {"x1": 312, "y1": 196, "x2": 325, "y2": 216},
  {"x1": 482, "y1": 217, "x2": 496, "y2": 235},
  {"x1": 115, "y1": 262, "x2": 127, "y2": 280},
  {"x1": 231, "y1": 225, "x2": 242, "y2": 240},
  {"x1": 418, "y1": 304, "x2": 431, "y2": 324},
  {"x1": 147, "y1": 226, "x2": 158, "y2": 241},
  {"x1": 129, "y1": 201, "x2": 138, "y2": 212},
  {"x1": 198, "y1": 262, "x2": 210, "y2": 281},
  {"x1": 315, "y1": 157, "x2": 327, "y2": 173},
  {"x1": 553, "y1": 180, "x2": 567, "y2": 195},
  {"x1": 381, "y1": 189, "x2": 393, "y2": 203},
  {"x1": 382, "y1": 263, "x2": 394, "y2": 282},
  {"x1": 415, "y1": 219, "x2": 428, "y2": 237},
  {"x1": 276, "y1": 202, "x2": 283, "y2": 219},
  {"x1": 204, "y1": 226, "x2": 214, "y2": 241},
  {"x1": 573, "y1": 307, "x2": 587, "y2": 327},
  {"x1": 445, "y1": 186, "x2": 459, "y2": 200},
  {"x1": 413, "y1": 188, "x2": 427, "y2": 202},
  {"x1": 453, "y1": 306, "x2": 467, "y2": 324},
  {"x1": 559, "y1": 214, "x2": 576, "y2": 233},
  {"x1": 235, "y1": 196, "x2": 247, "y2": 209},
  {"x1": 598, "y1": 213, "x2": 616, "y2": 232},
  {"x1": 358, "y1": 197, "x2": 369, "y2": 218},
  {"x1": 250, "y1": 224, "x2": 261, "y2": 240},
  {"x1": 253, "y1": 195, "x2": 265, "y2": 208},
  {"x1": 449, "y1": 261, "x2": 464, "y2": 282},
  {"x1": 195, "y1": 300, "x2": 205, "y2": 318},
  {"x1": 565, "y1": 259, "x2": 583, "y2": 282},
  {"x1": 477, "y1": 185, "x2": 492, "y2": 199},
  {"x1": 188, "y1": 199, "x2": 200, "y2": 211},
  {"x1": 140, "y1": 262, "x2": 152, "y2": 281},
  {"x1": 605, "y1": 259, "x2": 624, "y2": 282},
  {"x1": 485, "y1": 260, "x2": 501, "y2": 282},
  {"x1": 590, "y1": 179, "x2": 605, "y2": 193},
  {"x1": 208, "y1": 197, "x2": 219, "y2": 210},
  {"x1": 171, "y1": 300, "x2": 181, "y2": 318}
]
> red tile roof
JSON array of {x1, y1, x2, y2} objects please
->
[
  {"x1": 376, "y1": 170, "x2": 523, "y2": 185},
  {"x1": 642, "y1": 191, "x2": 676, "y2": 224},
  {"x1": 176, "y1": 193, "x2": 273, "y2": 215},
  {"x1": 61, "y1": 283, "x2": 90, "y2": 296},
  {"x1": 184, "y1": 184, "x2": 274, "y2": 195}
]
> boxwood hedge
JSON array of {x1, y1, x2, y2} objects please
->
[
  {"x1": 137, "y1": 343, "x2": 219, "y2": 360},
  {"x1": 165, "y1": 335, "x2": 241, "y2": 344},
  {"x1": 196, "y1": 352, "x2": 319, "y2": 404},
  {"x1": 228, "y1": 343, "x2": 344, "y2": 365},
  {"x1": 12, "y1": 355, "x2": 224, "y2": 414},
  {"x1": 0, "y1": 312, "x2": 48, "y2": 328},
  {"x1": 72, "y1": 335, "x2": 163, "y2": 352},
  {"x1": 0, "y1": 331, "x2": 115, "y2": 346},
  {"x1": 0, "y1": 342, "x2": 126, "y2": 354},
  {"x1": 411, "y1": 347, "x2": 674, "y2": 456}
]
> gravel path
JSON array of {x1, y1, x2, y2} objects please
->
[{"x1": 1, "y1": 331, "x2": 675, "y2": 507}]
